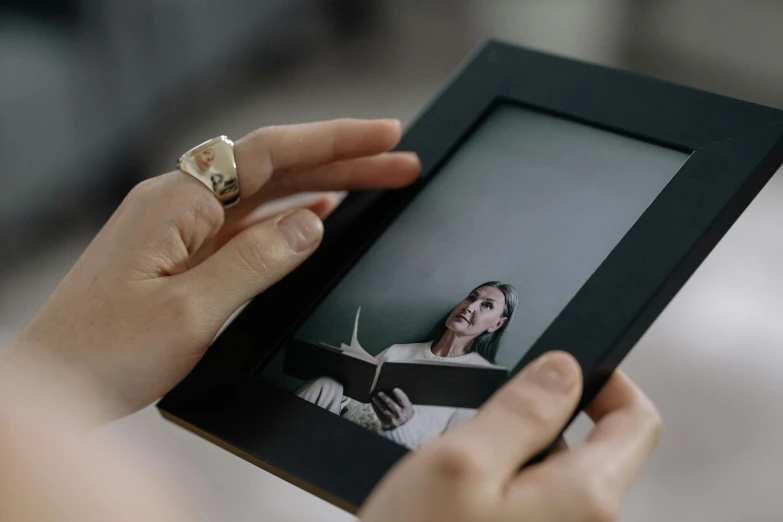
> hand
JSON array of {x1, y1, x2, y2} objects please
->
[
  {"x1": 1, "y1": 118, "x2": 420, "y2": 420},
  {"x1": 359, "y1": 352, "x2": 662, "y2": 522},
  {"x1": 372, "y1": 388, "x2": 414, "y2": 430}
]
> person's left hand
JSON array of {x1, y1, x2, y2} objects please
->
[
  {"x1": 2, "y1": 118, "x2": 420, "y2": 421},
  {"x1": 372, "y1": 388, "x2": 415, "y2": 430}
]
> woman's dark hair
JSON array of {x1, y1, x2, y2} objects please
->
[{"x1": 429, "y1": 281, "x2": 519, "y2": 364}]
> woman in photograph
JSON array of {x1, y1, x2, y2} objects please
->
[{"x1": 296, "y1": 281, "x2": 518, "y2": 449}]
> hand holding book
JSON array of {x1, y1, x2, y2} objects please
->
[{"x1": 371, "y1": 389, "x2": 414, "y2": 430}]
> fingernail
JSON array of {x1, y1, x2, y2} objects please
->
[
  {"x1": 528, "y1": 352, "x2": 579, "y2": 392},
  {"x1": 402, "y1": 152, "x2": 421, "y2": 163},
  {"x1": 278, "y1": 210, "x2": 323, "y2": 252},
  {"x1": 379, "y1": 118, "x2": 401, "y2": 129}
]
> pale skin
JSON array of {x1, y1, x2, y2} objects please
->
[
  {"x1": 372, "y1": 286, "x2": 509, "y2": 429},
  {"x1": 0, "y1": 118, "x2": 662, "y2": 521},
  {"x1": 195, "y1": 147, "x2": 215, "y2": 171}
]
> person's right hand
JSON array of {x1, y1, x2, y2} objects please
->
[
  {"x1": 359, "y1": 351, "x2": 662, "y2": 522},
  {"x1": 0, "y1": 118, "x2": 419, "y2": 422},
  {"x1": 371, "y1": 388, "x2": 414, "y2": 430}
]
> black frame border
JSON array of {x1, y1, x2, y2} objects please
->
[{"x1": 158, "y1": 40, "x2": 783, "y2": 511}]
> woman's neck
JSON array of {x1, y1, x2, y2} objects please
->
[{"x1": 431, "y1": 331, "x2": 475, "y2": 358}]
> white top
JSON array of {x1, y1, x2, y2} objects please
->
[{"x1": 340, "y1": 342, "x2": 496, "y2": 449}]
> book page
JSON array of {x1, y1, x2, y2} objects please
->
[
  {"x1": 316, "y1": 341, "x2": 343, "y2": 352},
  {"x1": 338, "y1": 307, "x2": 376, "y2": 363},
  {"x1": 370, "y1": 361, "x2": 384, "y2": 393}
]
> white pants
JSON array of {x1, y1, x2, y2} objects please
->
[
  {"x1": 296, "y1": 377, "x2": 383, "y2": 433},
  {"x1": 296, "y1": 376, "x2": 349, "y2": 414}
]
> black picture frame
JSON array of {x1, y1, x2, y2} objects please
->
[{"x1": 158, "y1": 40, "x2": 783, "y2": 511}]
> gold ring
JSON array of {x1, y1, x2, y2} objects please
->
[{"x1": 177, "y1": 136, "x2": 240, "y2": 208}]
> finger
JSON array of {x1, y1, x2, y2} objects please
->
[
  {"x1": 185, "y1": 192, "x2": 343, "y2": 268},
  {"x1": 224, "y1": 192, "x2": 342, "y2": 241},
  {"x1": 306, "y1": 192, "x2": 343, "y2": 220},
  {"x1": 248, "y1": 191, "x2": 344, "y2": 223},
  {"x1": 584, "y1": 371, "x2": 649, "y2": 424},
  {"x1": 553, "y1": 436, "x2": 568, "y2": 454},
  {"x1": 371, "y1": 397, "x2": 392, "y2": 422},
  {"x1": 440, "y1": 352, "x2": 582, "y2": 482},
  {"x1": 392, "y1": 388, "x2": 413, "y2": 410},
  {"x1": 180, "y1": 209, "x2": 324, "y2": 325},
  {"x1": 509, "y1": 372, "x2": 661, "y2": 522},
  {"x1": 377, "y1": 392, "x2": 402, "y2": 416},
  {"x1": 104, "y1": 173, "x2": 227, "y2": 279},
  {"x1": 579, "y1": 372, "x2": 662, "y2": 489},
  {"x1": 235, "y1": 192, "x2": 342, "y2": 223},
  {"x1": 234, "y1": 119, "x2": 404, "y2": 198},
  {"x1": 258, "y1": 152, "x2": 421, "y2": 201}
]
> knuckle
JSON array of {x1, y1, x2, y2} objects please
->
[
  {"x1": 235, "y1": 130, "x2": 275, "y2": 192},
  {"x1": 640, "y1": 398, "x2": 664, "y2": 448},
  {"x1": 234, "y1": 227, "x2": 275, "y2": 279},
  {"x1": 126, "y1": 177, "x2": 163, "y2": 204},
  {"x1": 495, "y1": 383, "x2": 562, "y2": 428},
  {"x1": 250, "y1": 124, "x2": 276, "y2": 138},
  {"x1": 126, "y1": 174, "x2": 224, "y2": 235},
  {"x1": 424, "y1": 441, "x2": 490, "y2": 482},
  {"x1": 621, "y1": 387, "x2": 665, "y2": 452},
  {"x1": 176, "y1": 174, "x2": 214, "y2": 202},
  {"x1": 175, "y1": 181, "x2": 225, "y2": 230},
  {"x1": 245, "y1": 125, "x2": 277, "y2": 151},
  {"x1": 574, "y1": 476, "x2": 621, "y2": 522}
]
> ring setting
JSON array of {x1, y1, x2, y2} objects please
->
[{"x1": 177, "y1": 135, "x2": 241, "y2": 207}]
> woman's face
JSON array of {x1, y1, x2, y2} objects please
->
[
  {"x1": 445, "y1": 286, "x2": 507, "y2": 337},
  {"x1": 195, "y1": 148, "x2": 215, "y2": 171}
]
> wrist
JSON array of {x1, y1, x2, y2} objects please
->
[{"x1": 0, "y1": 339, "x2": 127, "y2": 429}]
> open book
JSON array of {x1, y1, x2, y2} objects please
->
[{"x1": 283, "y1": 308, "x2": 508, "y2": 409}]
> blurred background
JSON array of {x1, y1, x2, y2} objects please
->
[{"x1": 2, "y1": 1, "x2": 783, "y2": 520}]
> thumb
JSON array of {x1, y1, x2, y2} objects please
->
[{"x1": 183, "y1": 208, "x2": 323, "y2": 322}]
